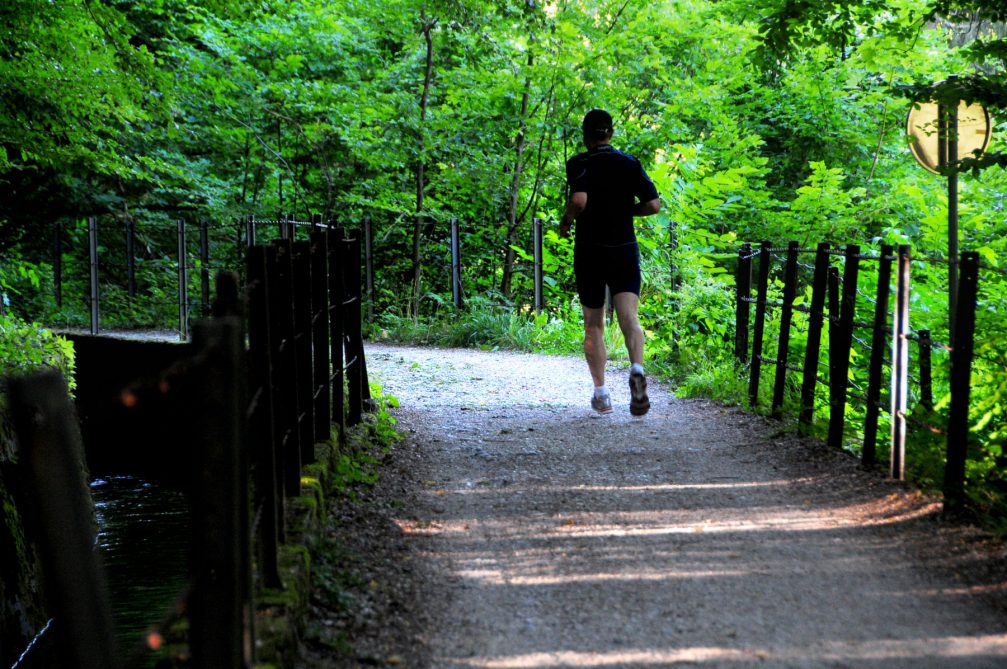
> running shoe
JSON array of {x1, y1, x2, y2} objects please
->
[
  {"x1": 591, "y1": 393, "x2": 613, "y2": 414},
  {"x1": 629, "y1": 370, "x2": 650, "y2": 416}
]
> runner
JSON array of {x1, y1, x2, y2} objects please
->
[{"x1": 560, "y1": 109, "x2": 661, "y2": 416}]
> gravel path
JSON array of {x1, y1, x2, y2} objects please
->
[{"x1": 302, "y1": 343, "x2": 1007, "y2": 669}]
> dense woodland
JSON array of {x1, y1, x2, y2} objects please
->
[{"x1": 4, "y1": 0, "x2": 1007, "y2": 524}]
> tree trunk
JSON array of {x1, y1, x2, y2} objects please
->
[
  {"x1": 410, "y1": 19, "x2": 435, "y2": 320},
  {"x1": 500, "y1": 47, "x2": 534, "y2": 299}
]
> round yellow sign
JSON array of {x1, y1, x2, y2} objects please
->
[{"x1": 906, "y1": 100, "x2": 992, "y2": 175}]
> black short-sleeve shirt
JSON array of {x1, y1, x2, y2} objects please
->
[{"x1": 565, "y1": 145, "x2": 659, "y2": 246}]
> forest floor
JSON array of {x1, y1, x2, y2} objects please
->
[{"x1": 298, "y1": 343, "x2": 1007, "y2": 669}]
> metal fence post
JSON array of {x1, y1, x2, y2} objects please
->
[
  {"x1": 890, "y1": 244, "x2": 911, "y2": 480},
  {"x1": 771, "y1": 241, "x2": 799, "y2": 419},
  {"x1": 89, "y1": 217, "x2": 99, "y2": 335},
  {"x1": 200, "y1": 220, "x2": 211, "y2": 316},
  {"x1": 748, "y1": 241, "x2": 772, "y2": 407},
  {"x1": 450, "y1": 218, "x2": 462, "y2": 309},
  {"x1": 533, "y1": 218, "x2": 544, "y2": 313},
  {"x1": 126, "y1": 220, "x2": 137, "y2": 299},
  {"x1": 54, "y1": 220, "x2": 63, "y2": 308},
  {"x1": 177, "y1": 219, "x2": 189, "y2": 341},
  {"x1": 862, "y1": 244, "x2": 894, "y2": 466},
  {"x1": 944, "y1": 251, "x2": 979, "y2": 512},
  {"x1": 246, "y1": 215, "x2": 256, "y2": 248},
  {"x1": 799, "y1": 243, "x2": 830, "y2": 430},
  {"x1": 734, "y1": 243, "x2": 752, "y2": 364},
  {"x1": 918, "y1": 329, "x2": 934, "y2": 410},
  {"x1": 364, "y1": 217, "x2": 374, "y2": 322}
]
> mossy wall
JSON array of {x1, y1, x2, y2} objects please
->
[{"x1": 0, "y1": 404, "x2": 47, "y2": 667}]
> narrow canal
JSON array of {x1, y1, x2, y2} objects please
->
[{"x1": 90, "y1": 476, "x2": 189, "y2": 661}]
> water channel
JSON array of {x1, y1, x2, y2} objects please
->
[{"x1": 90, "y1": 476, "x2": 190, "y2": 662}]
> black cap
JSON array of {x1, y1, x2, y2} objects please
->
[{"x1": 582, "y1": 109, "x2": 613, "y2": 137}]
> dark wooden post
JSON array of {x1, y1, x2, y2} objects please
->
[
  {"x1": 748, "y1": 241, "x2": 772, "y2": 407},
  {"x1": 270, "y1": 239, "x2": 302, "y2": 497},
  {"x1": 862, "y1": 245, "x2": 894, "y2": 467},
  {"x1": 189, "y1": 311, "x2": 254, "y2": 669},
  {"x1": 344, "y1": 235, "x2": 364, "y2": 426},
  {"x1": 8, "y1": 371, "x2": 118, "y2": 669},
  {"x1": 246, "y1": 245, "x2": 283, "y2": 586},
  {"x1": 310, "y1": 228, "x2": 331, "y2": 442},
  {"x1": 890, "y1": 245, "x2": 911, "y2": 480},
  {"x1": 293, "y1": 239, "x2": 315, "y2": 464},
  {"x1": 827, "y1": 245, "x2": 859, "y2": 451},
  {"x1": 735, "y1": 243, "x2": 753, "y2": 364},
  {"x1": 944, "y1": 251, "x2": 979, "y2": 512},
  {"x1": 799, "y1": 243, "x2": 830, "y2": 430},
  {"x1": 177, "y1": 219, "x2": 189, "y2": 341},
  {"x1": 327, "y1": 227, "x2": 346, "y2": 445},
  {"x1": 126, "y1": 220, "x2": 137, "y2": 299},
  {"x1": 771, "y1": 241, "x2": 800, "y2": 419},
  {"x1": 918, "y1": 329, "x2": 934, "y2": 410},
  {"x1": 54, "y1": 220, "x2": 63, "y2": 307},
  {"x1": 88, "y1": 216, "x2": 99, "y2": 335},
  {"x1": 200, "y1": 220, "x2": 211, "y2": 316}
]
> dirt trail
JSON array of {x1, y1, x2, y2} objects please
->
[{"x1": 306, "y1": 343, "x2": 1007, "y2": 669}]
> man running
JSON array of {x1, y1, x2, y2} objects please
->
[{"x1": 560, "y1": 109, "x2": 661, "y2": 416}]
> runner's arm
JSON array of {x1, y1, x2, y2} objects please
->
[{"x1": 633, "y1": 197, "x2": 661, "y2": 217}]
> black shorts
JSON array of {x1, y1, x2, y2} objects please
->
[{"x1": 574, "y1": 241, "x2": 641, "y2": 309}]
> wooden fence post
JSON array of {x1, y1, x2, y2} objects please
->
[
  {"x1": 890, "y1": 244, "x2": 911, "y2": 480},
  {"x1": 189, "y1": 312, "x2": 253, "y2": 669},
  {"x1": 270, "y1": 239, "x2": 302, "y2": 497},
  {"x1": 862, "y1": 244, "x2": 894, "y2": 466},
  {"x1": 363, "y1": 217, "x2": 375, "y2": 322},
  {"x1": 311, "y1": 228, "x2": 331, "y2": 442},
  {"x1": 344, "y1": 235, "x2": 365, "y2": 426},
  {"x1": 246, "y1": 245, "x2": 283, "y2": 585},
  {"x1": 799, "y1": 243, "x2": 830, "y2": 431},
  {"x1": 328, "y1": 227, "x2": 347, "y2": 445},
  {"x1": 293, "y1": 240, "x2": 315, "y2": 464},
  {"x1": 827, "y1": 245, "x2": 860, "y2": 451},
  {"x1": 771, "y1": 241, "x2": 800, "y2": 419},
  {"x1": 8, "y1": 371, "x2": 118, "y2": 669},
  {"x1": 944, "y1": 251, "x2": 979, "y2": 512},
  {"x1": 734, "y1": 242, "x2": 752, "y2": 364},
  {"x1": 748, "y1": 241, "x2": 772, "y2": 407}
]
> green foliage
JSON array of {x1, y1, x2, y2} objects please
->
[
  {"x1": 0, "y1": 314, "x2": 75, "y2": 390},
  {"x1": 6, "y1": 0, "x2": 1007, "y2": 527}
]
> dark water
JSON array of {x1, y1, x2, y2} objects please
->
[{"x1": 90, "y1": 476, "x2": 189, "y2": 658}]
